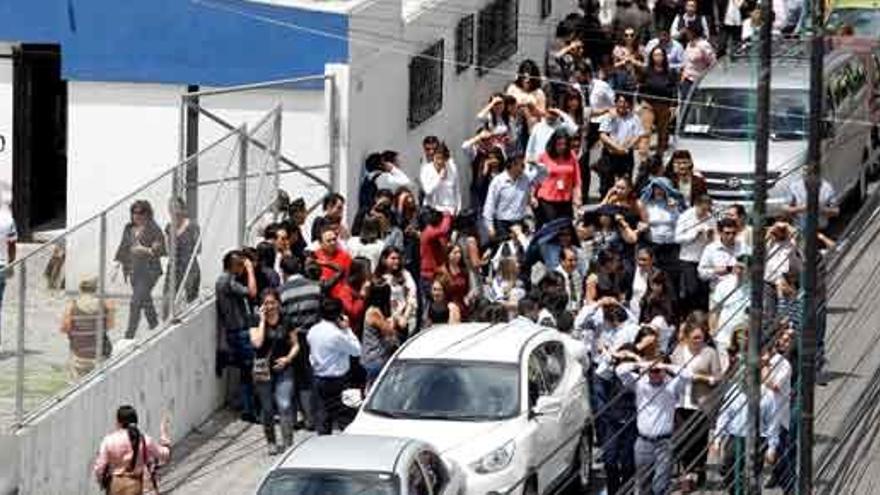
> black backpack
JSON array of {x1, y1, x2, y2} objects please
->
[{"x1": 358, "y1": 171, "x2": 381, "y2": 212}]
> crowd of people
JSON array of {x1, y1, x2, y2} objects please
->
[{"x1": 86, "y1": 1, "x2": 849, "y2": 493}]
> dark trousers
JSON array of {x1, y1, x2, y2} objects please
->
[
  {"x1": 226, "y1": 328, "x2": 255, "y2": 417},
  {"x1": 648, "y1": 242, "x2": 681, "y2": 297},
  {"x1": 598, "y1": 150, "x2": 635, "y2": 199},
  {"x1": 126, "y1": 272, "x2": 160, "y2": 338},
  {"x1": 717, "y1": 24, "x2": 743, "y2": 58},
  {"x1": 591, "y1": 373, "x2": 637, "y2": 495},
  {"x1": 772, "y1": 427, "x2": 794, "y2": 493},
  {"x1": 313, "y1": 375, "x2": 355, "y2": 435},
  {"x1": 536, "y1": 199, "x2": 574, "y2": 224},
  {"x1": 721, "y1": 436, "x2": 766, "y2": 495},
  {"x1": 679, "y1": 261, "x2": 710, "y2": 318},
  {"x1": 674, "y1": 408, "x2": 711, "y2": 485}
]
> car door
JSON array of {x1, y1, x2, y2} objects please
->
[
  {"x1": 526, "y1": 341, "x2": 567, "y2": 493},
  {"x1": 540, "y1": 341, "x2": 583, "y2": 485}
]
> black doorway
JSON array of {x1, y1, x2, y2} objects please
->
[{"x1": 13, "y1": 43, "x2": 67, "y2": 239}]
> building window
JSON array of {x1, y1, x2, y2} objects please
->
[
  {"x1": 408, "y1": 39, "x2": 444, "y2": 129},
  {"x1": 455, "y1": 14, "x2": 475, "y2": 74},
  {"x1": 477, "y1": 0, "x2": 518, "y2": 76},
  {"x1": 540, "y1": 0, "x2": 551, "y2": 19}
]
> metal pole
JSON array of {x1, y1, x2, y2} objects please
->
[
  {"x1": 186, "y1": 85, "x2": 200, "y2": 220},
  {"x1": 272, "y1": 106, "x2": 282, "y2": 222},
  {"x1": 746, "y1": 2, "x2": 773, "y2": 492},
  {"x1": 168, "y1": 158, "x2": 180, "y2": 321},
  {"x1": 238, "y1": 124, "x2": 248, "y2": 247},
  {"x1": 97, "y1": 213, "x2": 107, "y2": 364},
  {"x1": 327, "y1": 74, "x2": 339, "y2": 192},
  {"x1": 14, "y1": 263, "x2": 26, "y2": 424},
  {"x1": 799, "y1": 2, "x2": 825, "y2": 493}
]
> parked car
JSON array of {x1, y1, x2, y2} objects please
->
[
  {"x1": 346, "y1": 319, "x2": 592, "y2": 495},
  {"x1": 254, "y1": 434, "x2": 464, "y2": 495},
  {"x1": 675, "y1": 40, "x2": 876, "y2": 213}
]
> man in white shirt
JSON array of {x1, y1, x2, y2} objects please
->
[
  {"x1": 419, "y1": 142, "x2": 461, "y2": 216},
  {"x1": 307, "y1": 298, "x2": 362, "y2": 435},
  {"x1": 0, "y1": 205, "x2": 16, "y2": 345},
  {"x1": 676, "y1": 194, "x2": 716, "y2": 314},
  {"x1": 597, "y1": 94, "x2": 647, "y2": 197},
  {"x1": 764, "y1": 331, "x2": 794, "y2": 490},
  {"x1": 784, "y1": 176, "x2": 838, "y2": 232},
  {"x1": 709, "y1": 254, "x2": 750, "y2": 354},
  {"x1": 698, "y1": 217, "x2": 749, "y2": 295},
  {"x1": 618, "y1": 358, "x2": 692, "y2": 495}
]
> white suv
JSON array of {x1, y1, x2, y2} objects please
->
[{"x1": 345, "y1": 319, "x2": 593, "y2": 495}]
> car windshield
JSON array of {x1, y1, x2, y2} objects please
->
[
  {"x1": 365, "y1": 360, "x2": 520, "y2": 421},
  {"x1": 826, "y1": 8, "x2": 880, "y2": 37},
  {"x1": 681, "y1": 88, "x2": 808, "y2": 140},
  {"x1": 257, "y1": 470, "x2": 398, "y2": 495}
]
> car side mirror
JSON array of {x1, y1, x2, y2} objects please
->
[{"x1": 530, "y1": 396, "x2": 563, "y2": 419}]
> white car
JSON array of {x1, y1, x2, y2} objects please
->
[
  {"x1": 254, "y1": 434, "x2": 464, "y2": 495},
  {"x1": 345, "y1": 319, "x2": 593, "y2": 495}
]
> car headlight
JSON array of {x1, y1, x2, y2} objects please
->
[{"x1": 470, "y1": 440, "x2": 516, "y2": 474}]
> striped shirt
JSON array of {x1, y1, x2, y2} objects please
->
[{"x1": 280, "y1": 275, "x2": 322, "y2": 332}]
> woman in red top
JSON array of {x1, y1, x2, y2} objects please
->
[
  {"x1": 535, "y1": 129, "x2": 582, "y2": 224},
  {"x1": 439, "y1": 244, "x2": 472, "y2": 319}
]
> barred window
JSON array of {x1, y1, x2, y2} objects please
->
[
  {"x1": 408, "y1": 39, "x2": 444, "y2": 129},
  {"x1": 540, "y1": 0, "x2": 551, "y2": 19},
  {"x1": 477, "y1": 0, "x2": 518, "y2": 76},
  {"x1": 455, "y1": 14, "x2": 475, "y2": 74}
]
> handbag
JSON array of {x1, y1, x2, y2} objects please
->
[{"x1": 253, "y1": 357, "x2": 271, "y2": 383}]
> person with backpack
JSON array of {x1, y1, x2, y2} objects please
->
[
  {"x1": 60, "y1": 277, "x2": 114, "y2": 378},
  {"x1": 93, "y1": 405, "x2": 171, "y2": 495}
]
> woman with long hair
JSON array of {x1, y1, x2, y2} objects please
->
[
  {"x1": 439, "y1": 244, "x2": 473, "y2": 319},
  {"x1": 488, "y1": 256, "x2": 526, "y2": 319},
  {"x1": 638, "y1": 46, "x2": 678, "y2": 152},
  {"x1": 640, "y1": 176, "x2": 685, "y2": 295},
  {"x1": 361, "y1": 280, "x2": 400, "y2": 387},
  {"x1": 250, "y1": 288, "x2": 299, "y2": 454},
  {"x1": 610, "y1": 27, "x2": 644, "y2": 91},
  {"x1": 638, "y1": 270, "x2": 678, "y2": 330},
  {"x1": 93, "y1": 405, "x2": 171, "y2": 495},
  {"x1": 534, "y1": 129, "x2": 583, "y2": 224},
  {"x1": 375, "y1": 246, "x2": 418, "y2": 335},
  {"x1": 670, "y1": 311, "x2": 722, "y2": 492},
  {"x1": 426, "y1": 273, "x2": 462, "y2": 326},
  {"x1": 115, "y1": 200, "x2": 166, "y2": 339},
  {"x1": 506, "y1": 59, "x2": 547, "y2": 129}
]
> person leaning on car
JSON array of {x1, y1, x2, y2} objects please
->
[{"x1": 307, "y1": 297, "x2": 362, "y2": 435}]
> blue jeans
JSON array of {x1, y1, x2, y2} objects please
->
[
  {"x1": 226, "y1": 328, "x2": 255, "y2": 417},
  {"x1": 255, "y1": 367, "x2": 296, "y2": 427}
]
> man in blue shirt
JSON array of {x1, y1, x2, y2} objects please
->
[{"x1": 483, "y1": 154, "x2": 547, "y2": 243}]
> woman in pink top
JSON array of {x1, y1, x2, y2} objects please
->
[
  {"x1": 93, "y1": 405, "x2": 171, "y2": 495},
  {"x1": 535, "y1": 129, "x2": 582, "y2": 223},
  {"x1": 679, "y1": 27, "x2": 717, "y2": 101}
]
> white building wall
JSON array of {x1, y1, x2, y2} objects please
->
[
  {"x1": 345, "y1": 0, "x2": 578, "y2": 216},
  {"x1": 0, "y1": 51, "x2": 13, "y2": 206}
]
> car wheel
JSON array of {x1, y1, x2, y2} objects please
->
[{"x1": 574, "y1": 425, "x2": 594, "y2": 491}]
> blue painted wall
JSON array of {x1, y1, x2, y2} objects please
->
[{"x1": 0, "y1": 0, "x2": 349, "y2": 86}]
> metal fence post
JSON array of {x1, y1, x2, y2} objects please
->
[
  {"x1": 327, "y1": 74, "x2": 339, "y2": 192},
  {"x1": 272, "y1": 106, "x2": 282, "y2": 222},
  {"x1": 14, "y1": 263, "x2": 26, "y2": 425},
  {"x1": 168, "y1": 158, "x2": 181, "y2": 321},
  {"x1": 238, "y1": 124, "x2": 248, "y2": 247},
  {"x1": 97, "y1": 213, "x2": 107, "y2": 365}
]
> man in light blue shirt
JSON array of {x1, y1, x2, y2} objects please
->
[
  {"x1": 307, "y1": 298, "x2": 361, "y2": 434},
  {"x1": 644, "y1": 30, "x2": 685, "y2": 71},
  {"x1": 525, "y1": 108, "x2": 579, "y2": 164},
  {"x1": 483, "y1": 154, "x2": 546, "y2": 242}
]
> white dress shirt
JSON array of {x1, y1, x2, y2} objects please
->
[
  {"x1": 575, "y1": 303, "x2": 639, "y2": 379},
  {"x1": 711, "y1": 274, "x2": 749, "y2": 349},
  {"x1": 618, "y1": 363, "x2": 691, "y2": 437},
  {"x1": 420, "y1": 160, "x2": 461, "y2": 215},
  {"x1": 698, "y1": 240, "x2": 749, "y2": 289},
  {"x1": 556, "y1": 266, "x2": 584, "y2": 313},
  {"x1": 307, "y1": 319, "x2": 362, "y2": 378},
  {"x1": 675, "y1": 207, "x2": 716, "y2": 263}
]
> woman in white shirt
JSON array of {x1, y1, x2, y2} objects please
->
[
  {"x1": 640, "y1": 176, "x2": 684, "y2": 296},
  {"x1": 346, "y1": 217, "x2": 385, "y2": 270}
]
